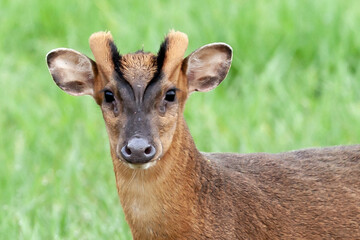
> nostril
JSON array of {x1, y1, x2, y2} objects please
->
[
  {"x1": 144, "y1": 145, "x2": 156, "y2": 158},
  {"x1": 125, "y1": 146, "x2": 132, "y2": 155},
  {"x1": 121, "y1": 145, "x2": 132, "y2": 158},
  {"x1": 145, "y1": 146, "x2": 152, "y2": 155}
]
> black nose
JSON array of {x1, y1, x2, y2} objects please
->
[{"x1": 120, "y1": 137, "x2": 156, "y2": 164}]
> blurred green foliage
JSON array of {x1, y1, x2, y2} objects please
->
[{"x1": 1, "y1": 0, "x2": 359, "y2": 239}]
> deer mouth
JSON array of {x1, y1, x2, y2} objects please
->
[{"x1": 124, "y1": 159, "x2": 160, "y2": 170}]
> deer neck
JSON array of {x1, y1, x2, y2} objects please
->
[{"x1": 111, "y1": 116, "x2": 202, "y2": 238}]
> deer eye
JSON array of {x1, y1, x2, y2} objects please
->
[
  {"x1": 104, "y1": 90, "x2": 115, "y2": 103},
  {"x1": 164, "y1": 89, "x2": 176, "y2": 102}
]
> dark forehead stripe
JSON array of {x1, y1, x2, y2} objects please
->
[
  {"x1": 143, "y1": 37, "x2": 169, "y2": 103},
  {"x1": 108, "y1": 40, "x2": 135, "y2": 100},
  {"x1": 144, "y1": 37, "x2": 168, "y2": 92},
  {"x1": 156, "y1": 37, "x2": 168, "y2": 77},
  {"x1": 109, "y1": 40, "x2": 123, "y2": 79}
]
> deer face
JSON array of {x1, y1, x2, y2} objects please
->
[
  {"x1": 99, "y1": 50, "x2": 183, "y2": 170},
  {"x1": 46, "y1": 31, "x2": 232, "y2": 170}
]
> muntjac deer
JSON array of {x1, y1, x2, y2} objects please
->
[{"x1": 46, "y1": 31, "x2": 360, "y2": 239}]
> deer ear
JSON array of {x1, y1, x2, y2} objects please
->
[
  {"x1": 46, "y1": 48, "x2": 97, "y2": 96},
  {"x1": 184, "y1": 43, "x2": 232, "y2": 92}
]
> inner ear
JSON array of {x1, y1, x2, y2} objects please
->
[
  {"x1": 185, "y1": 43, "x2": 233, "y2": 92},
  {"x1": 46, "y1": 48, "x2": 97, "y2": 96}
]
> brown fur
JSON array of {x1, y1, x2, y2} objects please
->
[
  {"x1": 89, "y1": 31, "x2": 114, "y2": 76},
  {"x1": 162, "y1": 31, "x2": 188, "y2": 85},
  {"x1": 46, "y1": 31, "x2": 360, "y2": 240},
  {"x1": 120, "y1": 52, "x2": 157, "y2": 86}
]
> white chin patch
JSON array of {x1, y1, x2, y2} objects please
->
[{"x1": 126, "y1": 161, "x2": 157, "y2": 170}]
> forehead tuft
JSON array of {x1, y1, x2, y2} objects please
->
[{"x1": 120, "y1": 52, "x2": 158, "y2": 85}]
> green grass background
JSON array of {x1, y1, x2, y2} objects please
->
[{"x1": 1, "y1": 0, "x2": 360, "y2": 239}]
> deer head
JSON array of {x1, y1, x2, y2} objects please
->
[{"x1": 46, "y1": 31, "x2": 232, "y2": 170}]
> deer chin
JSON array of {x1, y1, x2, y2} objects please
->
[{"x1": 125, "y1": 159, "x2": 159, "y2": 170}]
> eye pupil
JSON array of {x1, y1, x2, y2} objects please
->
[
  {"x1": 165, "y1": 90, "x2": 176, "y2": 102},
  {"x1": 104, "y1": 90, "x2": 115, "y2": 103}
]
